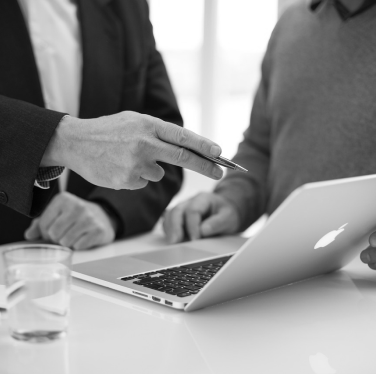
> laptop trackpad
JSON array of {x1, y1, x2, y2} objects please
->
[{"x1": 131, "y1": 246, "x2": 215, "y2": 267}]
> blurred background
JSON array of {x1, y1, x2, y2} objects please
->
[{"x1": 149, "y1": 0, "x2": 303, "y2": 206}]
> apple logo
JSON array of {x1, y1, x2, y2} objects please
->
[
  {"x1": 309, "y1": 352, "x2": 336, "y2": 374},
  {"x1": 314, "y1": 223, "x2": 348, "y2": 249}
]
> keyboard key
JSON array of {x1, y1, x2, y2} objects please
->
[
  {"x1": 178, "y1": 281, "x2": 192, "y2": 286},
  {"x1": 164, "y1": 281, "x2": 177, "y2": 286},
  {"x1": 142, "y1": 284, "x2": 157, "y2": 289},
  {"x1": 183, "y1": 269, "x2": 197, "y2": 275},
  {"x1": 184, "y1": 285, "x2": 200, "y2": 291},
  {"x1": 147, "y1": 284, "x2": 164, "y2": 290},
  {"x1": 157, "y1": 287, "x2": 174, "y2": 292},
  {"x1": 166, "y1": 288, "x2": 187, "y2": 295},
  {"x1": 189, "y1": 290, "x2": 200, "y2": 294},
  {"x1": 176, "y1": 276, "x2": 190, "y2": 281},
  {"x1": 188, "y1": 274, "x2": 202, "y2": 279},
  {"x1": 200, "y1": 275, "x2": 212, "y2": 280},
  {"x1": 134, "y1": 278, "x2": 158, "y2": 285},
  {"x1": 165, "y1": 290, "x2": 178, "y2": 295},
  {"x1": 177, "y1": 292, "x2": 191, "y2": 298}
]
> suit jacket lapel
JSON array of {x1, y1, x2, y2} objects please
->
[
  {"x1": 0, "y1": 1, "x2": 44, "y2": 107},
  {"x1": 77, "y1": 0, "x2": 124, "y2": 119}
]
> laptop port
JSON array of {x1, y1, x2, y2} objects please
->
[
  {"x1": 165, "y1": 301, "x2": 173, "y2": 306},
  {"x1": 133, "y1": 291, "x2": 147, "y2": 298},
  {"x1": 152, "y1": 296, "x2": 161, "y2": 302}
]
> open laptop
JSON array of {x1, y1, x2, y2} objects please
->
[{"x1": 72, "y1": 174, "x2": 376, "y2": 312}]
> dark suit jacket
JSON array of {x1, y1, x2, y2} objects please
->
[{"x1": 0, "y1": 0, "x2": 183, "y2": 244}]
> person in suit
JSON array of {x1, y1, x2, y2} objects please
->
[
  {"x1": 163, "y1": 0, "x2": 376, "y2": 269},
  {"x1": 0, "y1": 0, "x2": 224, "y2": 249}
]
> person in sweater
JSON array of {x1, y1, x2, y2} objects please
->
[{"x1": 163, "y1": 0, "x2": 376, "y2": 269}]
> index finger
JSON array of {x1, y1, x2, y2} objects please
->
[
  {"x1": 154, "y1": 141, "x2": 223, "y2": 180},
  {"x1": 154, "y1": 121, "x2": 222, "y2": 158},
  {"x1": 37, "y1": 195, "x2": 65, "y2": 240}
]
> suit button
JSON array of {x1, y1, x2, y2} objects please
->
[{"x1": 0, "y1": 191, "x2": 8, "y2": 205}]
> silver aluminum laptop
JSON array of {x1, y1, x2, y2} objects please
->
[{"x1": 72, "y1": 174, "x2": 376, "y2": 312}]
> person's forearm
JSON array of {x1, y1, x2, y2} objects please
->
[{"x1": 40, "y1": 115, "x2": 78, "y2": 168}]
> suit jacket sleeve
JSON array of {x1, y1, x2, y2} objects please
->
[
  {"x1": 213, "y1": 41, "x2": 275, "y2": 232},
  {"x1": 0, "y1": 95, "x2": 65, "y2": 217},
  {"x1": 87, "y1": 1, "x2": 183, "y2": 238}
]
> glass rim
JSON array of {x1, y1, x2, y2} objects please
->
[{"x1": 3, "y1": 244, "x2": 73, "y2": 262}]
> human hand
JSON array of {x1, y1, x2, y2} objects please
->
[
  {"x1": 24, "y1": 192, "x2": 116, "y2": 250},
  {"x1": 360, "y1": 231, "x2": 376, "y2": 269},
  {"x1": 42, "y1": 112, "x2": 224, "y2": 190},
  {"x1": 163, "y1": 192, "x2": 240, "y2": 244}
]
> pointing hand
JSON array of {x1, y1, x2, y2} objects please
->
[{"x1": 42, "y1": 111, "x2": 224, "y2": 190}]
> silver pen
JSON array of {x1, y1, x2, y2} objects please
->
[{"x1": 189, "y1": 149, "x2": 248, "y2": 173}]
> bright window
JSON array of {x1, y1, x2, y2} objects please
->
[{"x1": 150, "y1": 0, "x2": 277, "y2": 156}]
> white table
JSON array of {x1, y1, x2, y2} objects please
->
[{"x1": 1, "y1": 232, "x2": 376, "y2": 374}]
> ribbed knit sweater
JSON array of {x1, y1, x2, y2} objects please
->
[{"x1": 215, "y1": 1, "x2": 376, "y2": 231}]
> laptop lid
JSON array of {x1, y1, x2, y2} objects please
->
[{"x1": 185, "y1": 174, "x2": 376, "y2": 311}]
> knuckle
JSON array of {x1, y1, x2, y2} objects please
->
[
  {"x1": 199, "y1": 159, "x2": 212, "y2": 174},
  {"x1": 176, "y1": 127, "x2": 189, "y2": 146},
  {"x1": 93, "y1": 227, "x2": 103, "y2": 237},
  {"x1": 174, "y1": 147, "x2": 190, "y2": 164},
  {"x1": 143, "y1": 117, "x2": 156, "y2": 133},
  {"x1": 133, "y1": 137, "x2": 151, "y2": 155},
  {"x1": 74, "y1": 240, "x2": 86, "y2": 251},
  {"x1": 39, "y1": 221, "x2": 49, "y2": 234},
  {"x1": 198, "y1": 140, "x2": 207, "y2": 154},
  {"x1": 47, "y1": 228, "x2": 58, "y2": 242},
  {"x1": 59, "y1": 238, "x2": 69, "y2": 247},
  {"x1": 73, "y1": 202, "x2": 85, "y2": 215}
]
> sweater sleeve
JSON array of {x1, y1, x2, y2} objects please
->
[
  {"x1": 214, "y1": 46, "x2": 273, "y2": 232},
  {"x1": 0, "y1": 95, "x2": 66, "y2": 217}
]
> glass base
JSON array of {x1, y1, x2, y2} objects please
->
[{"x1": 11, "y1": 330, "x2": 66, "y2": 343}]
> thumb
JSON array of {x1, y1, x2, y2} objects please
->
[
  {"x1": 369, "y1": 231, "x2": 376, "y2": 247},
  {"x1": 200, "y1": 208, "x2": 233, "y2": 237},
  {"x1": 24, "y1": 218, "x2": 42, "y2": 240}
]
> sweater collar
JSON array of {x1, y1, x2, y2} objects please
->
[{"x1": 310, "y1": 0, "x2": 376, "y2": 19}]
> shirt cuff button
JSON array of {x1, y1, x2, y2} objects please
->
[{"x1": 0, "y1": 191, "x2": 8, "y2": 205}]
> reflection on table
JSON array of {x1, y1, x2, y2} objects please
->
[{"x1": 1, "y1": 231, "x2": 376, "y2": 374}]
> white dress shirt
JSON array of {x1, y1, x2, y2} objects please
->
[{"x1": 18, "y1": 0, "x2": 82, "y2": 191}]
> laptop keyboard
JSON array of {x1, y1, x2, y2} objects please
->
[{"x1": 120, "y1": 256, "x2": 232, "y2": 298}]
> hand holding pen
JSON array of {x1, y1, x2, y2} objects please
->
[{"x1": 189, "y1": 149, "x2": 248, "y2": 173}]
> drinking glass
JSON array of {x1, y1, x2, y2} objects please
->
[{"x1": 3, "y1": 244, "x2": 72, "y2": 342}]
